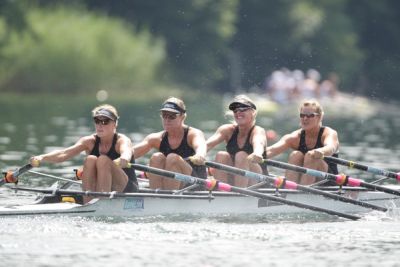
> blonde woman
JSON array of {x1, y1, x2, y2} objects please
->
[
  {"x1": 267, "y1": 99, "x2": 339, "y2": 185},
  {"x1": 206, "y1": 95, "x2": 267, "y2": 187},
  {"x1": 30, "y1": 104, "x2": 138, "y2": 201},
  {"x1": 133, "y1": 97, "x2": 207, "y2": 190}
]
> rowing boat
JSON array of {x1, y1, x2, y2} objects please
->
[{"x1": 1, "y1": 184, "x2": 399, "y2": 217}]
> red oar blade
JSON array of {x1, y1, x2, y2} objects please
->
[{"x1": 1, "y1": 164, "x2": 33, "y2": 185}]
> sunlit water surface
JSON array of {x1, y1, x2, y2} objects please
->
[
  {"x1": 1, "y1": 97, "x2": 400, "y2": 266},
  {"x1": 1, "y1": 214, "x2": 400, "y2": 267}
]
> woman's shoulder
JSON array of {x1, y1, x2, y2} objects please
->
[
  {"x1": 145, "y1": 131, "x2": 165, "y2": 141},
  {"x1": 322, "y1": 126, "x2": 338, "y2": 136},
  {"x1": 80, "y1": 134, "x2": 96, "y2": 143},
  {"x1": 283, "y1": 129, "x2": 302, "y2": 141},
  {"x1": 217, "y1": 123, "x2": 236, "y2": 132},
  {"x1": 253, "y1": 125, "x2": 266, "y2": 133}
]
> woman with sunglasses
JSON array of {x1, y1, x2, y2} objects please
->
[
  {"x1": 133, "y1": 97, "x2": 207, "y2": 190},
  {"x1": 29, "y1": 104, "x2": 138, "y2": 201},
  {"x1": 206, "y1": 95, "x2": 267, "y2": 187},
  {"x1": 267, "y1": 99, "x2": 339, "y2": 185}
]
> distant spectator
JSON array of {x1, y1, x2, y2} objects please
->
[
  {"x1": 298, "y1": 69, "x2": 320, "y2": 99},
  {"x1": 318, "y1": 72, "x2": 339, "y2": 99},
  {"x1": 265, "y1": 68, "x2": 339, "y2": 103}
]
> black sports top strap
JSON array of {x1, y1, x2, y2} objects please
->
[
  {"x1": 90, "y1": 133, "x2": 120, "y2": 160},
  {"x1": 226, "y1": 125, "x2": 255, "y2": 156},
  {"x1": 298, "y1": 126, "x2": 326, "y2": 154},
  {"x1": 159, "y1": 127, "x2": 195, "y2": 158}
]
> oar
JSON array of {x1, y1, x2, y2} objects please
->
[
  {"x1": 324, "y1": 156, "x2": 400, "y2": 181},
  {"x1": 126, "y1": 163, "x2": 360, "y2": 220},
  {"x1": 1, "y1": 164, "x2": 33, "y2": 186},
  {"x1": 8, "y1": 186, "x2": 211, "y2": 200},
  {"x1": 205, "y1": 161, "x2": 387, "y2": 212},
  {"x1": 265, "y1": 159, "x2": 400, "y2": 197},
  {"x1": 27, "y1": 170, "x2": 81, "y2": 184}
]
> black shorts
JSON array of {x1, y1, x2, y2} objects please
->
[{"x1": 123, "y1": 179, "x2": 138, "y2": 193}]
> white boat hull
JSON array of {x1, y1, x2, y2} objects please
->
[{"x1": 1, "y1": 187, "x2": 399, "y2": 217}]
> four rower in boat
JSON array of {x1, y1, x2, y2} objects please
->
[
  {"x1": 267, "y1": 99, "x2": 339, "y2": 185},
  {"x1": 29, "y1": 104, "x2": 138, "y2": 202},
  {"x1": 133, "y1": 97, "x2": 207, "y2": 190},
  {"x1": 206, "y1": 95, "x2": 268, "y2": 187}
]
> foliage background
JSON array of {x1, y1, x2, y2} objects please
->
[{"x1": 0, "y1": 0, "x2": 399, "y2": 101}]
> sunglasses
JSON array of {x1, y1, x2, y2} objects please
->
[
  {"x1": 161, "y1": 112, "x2": 179, "y2": 120},
  {"x1": 233, "y1": 107, "x2": 251, "y2": 113},
  {"x1": 299, "y1": 113, "x2": 319, "y2": 118},
  {"x1": 94, "y1": 118, "x2": 112, "y2": 125}
]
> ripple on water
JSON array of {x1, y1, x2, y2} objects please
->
[{"x1": 1, "y1": 212, "x2": 400, "y2": 266}]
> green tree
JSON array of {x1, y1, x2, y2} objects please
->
[
  {"x1": 83, "y1": 0, "x2": 238, "y2": 90},
  {"x1": 346, "y1": 0, "x2": 400, "y2": 100},
  {"x1": 232, "y1": 0, "x2": 363, "y2": 91},
  {"x1": 0, "y1": 7, "x2": 166, "y2": 94}
]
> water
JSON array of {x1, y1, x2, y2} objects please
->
[
  {"x1": 1, "y1": 215, "x2": 400, "y2": 267},
  {"x1": 1, "y1": 95, "x2": 400, "y2": 266}
]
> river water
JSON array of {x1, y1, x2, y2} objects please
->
[{"x1": 1, "y1": 95, "x2": 400, "y2": 266}]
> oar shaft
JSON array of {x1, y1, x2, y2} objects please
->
[
  {"x1": 357, "y1": 181, "x2": 400, "y2": 196},
  {"x1": 129, "y1": 163, "x2": 360, "y2": 220},
  {"x1": 230, "y1": 186, "x2": 360, "y2": 220},
  {"x1": 206, "y1": 161, "x2": 387, "y2": 212},
  {"x1": 28, "y1": 170, "x2": 81, "y2": 184},
  {"x1": 324, "y1": 156, "x2": 400, "y2": 181},
  {"x1": 266, "y1": 159, "x2": 329, "y2": 179},
  {"x1": 266, "y1": 159, "x2": 400, "y2": 197}
]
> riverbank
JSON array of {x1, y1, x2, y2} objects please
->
[{"x1": 223, "y1": 92, "x2": 398, "y2": 119}]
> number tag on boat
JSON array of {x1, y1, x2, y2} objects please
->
[{"x1": 123, "y1": 198, "x2": 144, "y2": 210}]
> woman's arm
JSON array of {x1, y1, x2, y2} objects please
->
[
  {"x1": 206, "y1": 124, "x2": 233, "y2": 151},
  {"x1": 133, "y1": 132, "x2": 161, "y2": 159},
  {"x1": 30, "y1": 136, "x2": 92, "y2": 166}
]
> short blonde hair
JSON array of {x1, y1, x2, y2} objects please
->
[{"x1": 300, "y1": 99, "x2": 324, "y2": 115}]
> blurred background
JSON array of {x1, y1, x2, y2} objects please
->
[
  {"x1": 1, "y1": 0, "x2": 399, "y2": 99},
  {"x1": 0, "y1": 0, "x2": 399, "y2": 182}
]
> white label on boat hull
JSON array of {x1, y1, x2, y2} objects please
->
[{"x1": 123, "y1": 198, "x2": 144, "y2": 210}]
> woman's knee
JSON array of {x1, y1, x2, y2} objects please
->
[
  {"x1": 150, "y1": 152, "x2": 166, "y2": 165},
  {"x1": 288, "y1": 151, "x2": 304, "y2": 165},
  {"x1": 96, "y1": 155, "x2": 113, "y2": 169},
  {"x1": 84, "y1": 155, "x2": 97, "y2": 167},
  {"x1": 234, "y1": 151, "x2": 248, "y2": 162},
  {"x1": 165, "y1": 153, "x2": 181, "y2": 163},
  {"x1": 215, "y1": 151, "x2": 231, "y2": 163}
]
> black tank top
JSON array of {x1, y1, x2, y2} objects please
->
[
  {"x1": 90, "y1": 133, "x2": 137, "y2": 183},
  {"x1": 298, "y1": 126, "x2": 339, "y2": 174},
  {"x1": 159, "y1": 127, "x2": 195, "y2": 158},
  {"x1": 226, "y1": 125, "x2": 256, "y2": 156},
  {"x1": 90, "y1": 134, "x2": 119, "y2": 159},
  {"x1": 226, "y1": 125, "x2": 268, "y2": 174},
  {"x1": 159, "y1": 127, "x2": 207, "y2": 179}
]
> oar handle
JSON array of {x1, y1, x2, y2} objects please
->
[
  {"x1": 1, "y1": 164, "x2": 33, "y2": 185},
  {"x1": 205, "y1": 161, "x2": 298, "y2": 189},
  {"x1": 324, "y1": 156, "x2": 400, "y2": 181}
]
